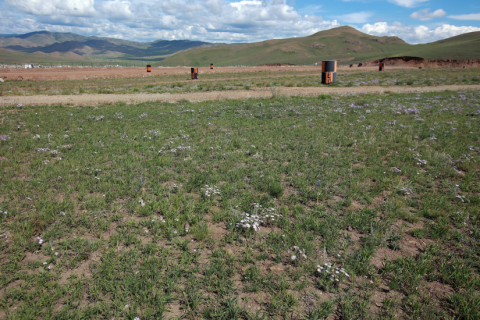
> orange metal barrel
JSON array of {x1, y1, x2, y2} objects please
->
[{"x1": 191, "y1": 67, "x2": 198, "y2": 79}]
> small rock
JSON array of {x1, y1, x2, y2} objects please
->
[{"x1": 348, "y1": 226, "x2": 353, "y2": 231}]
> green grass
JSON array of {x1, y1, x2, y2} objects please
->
[
  {"x1": 1, "y1": 68, "x2": 480, "y2": 97},
  {"x1": 0, "y1": 87, "x2": 479, "y2": 319}
]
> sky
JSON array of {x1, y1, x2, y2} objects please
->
[{"x1": 0, "y1": 0, "x2": 480, "y2": 44}]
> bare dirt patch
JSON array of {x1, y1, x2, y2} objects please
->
[
  {"x1": 0, "y1": 65, "x2": 324, "y2": 81},
  {"x1": 59, "y1": 259, "x2": 93, "y2": 285},
  {"x1": 22, "y1": 251, "x2": 49, "y2": 264},
  {"x1": 0, "y1": 64, "x2": 459, "y2": 82},
  {"x1": 370, "y1": 234, "x2": 431, "y2": 269}
]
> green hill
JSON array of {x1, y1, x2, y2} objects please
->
[
  {"x1": 0, "y1": 48, "x2": 86, "y2": 65},
  {"x1": 0, "y1": 31, "x2": 218, "y2": 61},
  {"x1": 2, "y1": 27, "x2": 479, "y2": 66},
  {"x1": 162, "y1": 26, "x2": 480, "y2": 66}
]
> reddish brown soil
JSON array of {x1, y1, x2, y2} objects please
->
[
  {"x1": 360, "y1": 56, "x2": 480, "y2": 69},
  {"x1": 0, "y1": 65, "x2": 324, "y2": 81},
  {"x1": 0, "y1": 64, "x2": 428, "y2": 82}
]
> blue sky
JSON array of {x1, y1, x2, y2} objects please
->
[{"x1": 0, "y1": 0, "x2": 479, "y2": 44}]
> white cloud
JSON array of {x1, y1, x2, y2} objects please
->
[
  {"x1": 229, "y1": 0, "x2": 262, "y2": 9},
  {"x1": 0, "y1": 0, "x2": 342, "y2": 42},
  {"x1": 0, "y1": 11, "x2": 42, "y2": 35},
  {"x1": 410, "y1": 8, "x2": 446, "y2": 20},
  {"x1": 204, "y1": 0, "x2": 228, "y2": 14},
  {"x1": 449, "y1": 13, "x2": 480, "y2": 21},
  {"x1": 361, "y1": 22, "x2": 480, "y2": 43},
  {"x1": 98, "y1": 1, "x2": 134, "y2": 20},
  {"x1": 1, "y1": 0, "x2": 478, "y2": 45},
  {"x1": 161, "y1": 0, "x2": 204, "y2": 15},
  {"x1": 387, "y1": 0, "x2": 428, "y2": 8},
  {"x1": 335, "y1": 12, "x2": 373, "y2": 23},
  {"x1": 5, "y1": 0, "x2": 96, "y2": 17}
]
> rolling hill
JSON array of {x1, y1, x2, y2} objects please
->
[
  {"x1": 0, "y1": 31, "x2": 218, "y2": 62},
  {"x1": 1, "y1": 26, "x2": 479, "y2": 66},
  {"x1": 161, "y1": 26, "x2": 480, "y2": 66},
  {"x1": 0, "y1": 47, "x2": 86, "y2": 65}
]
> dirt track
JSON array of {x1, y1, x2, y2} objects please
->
[
  {"x1": 1, "y1": 85, "x2": 479, "y2": 106},
  {"x1": 0, "y1": 65, "x2": 418, "y2": 81},
  {"x1": 0, "y1": 66, "x2": 321, "y2": 81}
]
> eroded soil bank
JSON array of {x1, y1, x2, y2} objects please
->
[{"x1": 358, "y1": 56, "x2": 480, "y2": 69}]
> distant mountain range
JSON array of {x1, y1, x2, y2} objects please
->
[
  {"x1": 162, "y1": 26, "x2": 480, "y2": 66},
  {"x1": 1, "y1": 27, "x2": 479, "y2": 65},
  {"x1": 0, "y1": 31, "x2": 220, "y2": 62}
]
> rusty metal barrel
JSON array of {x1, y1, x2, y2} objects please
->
[
  {"x1": 147, "y1": 65, "x2": 151, "y2": 72},
  {"x1": 321, "y1": 60, "x2": 337, "y2": 84},
  {"x1": 191, "y1": 67, "x2": 198, "y2": 79}
]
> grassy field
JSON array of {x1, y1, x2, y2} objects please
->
[
  {"x1": 0, "y1": 84, "x2": 479, "y2": 319},
  {"x1": 1, "y1": 68, "x2": 480, "y2": 97}
]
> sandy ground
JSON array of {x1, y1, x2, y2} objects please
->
[
  {"x1": 0, "y1": 65, "x2": 416, "y2": 81},
  {"x1": 2, "y1": 84, "x2": 479, "y2": 106}
]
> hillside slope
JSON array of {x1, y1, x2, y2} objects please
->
[
  {"x1": 0, "y1": 48, "x2": 86, "y2": 64},
  {"x1": 0, "y1": 31, "x2": 217, "y2": 61},
  {"x1": 162, "y1": 26, "x2": 480, "y2": 66}
]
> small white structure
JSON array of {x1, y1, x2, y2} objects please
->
[{"x1": 24, "y1": 64, "x2": 34, "y2": 69}]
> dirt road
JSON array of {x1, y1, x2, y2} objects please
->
[
  {"x1": 1, "y1": 84, "x2": 479, "y2": 106},
  {"x1": 0, "y1": 65, "x2": 418, "y2": 81}
]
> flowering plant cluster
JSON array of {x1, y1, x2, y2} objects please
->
[
  {"x1": 204, "y1": 185, "x2": 220, "y2": 198},
  {"x1": 316, "y1": 262, "x2": 350, "y2": 289},
  {"x1": 236, "y1": 212, "x2": 263, "y2": 231},
  {"x1": 289, "y1": 245, "x2": 308, "y2": 261},
  {"x1": 134, "y1": 175, "x2": 147, "y2": 193},
  {"x1": 236, "y1": 204, "x2": 282, "y2": 232},
  {"x1": 399, "y1": 187, "x2": 413, "y2": 195}
]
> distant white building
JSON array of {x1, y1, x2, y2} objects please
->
[{"x1": 24, "y1": 64, "x2": 34, "y2": 69}]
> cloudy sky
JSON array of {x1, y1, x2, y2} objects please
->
[{"x1": 0, "y1": 0, "x2": 479, "y2": 44}]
